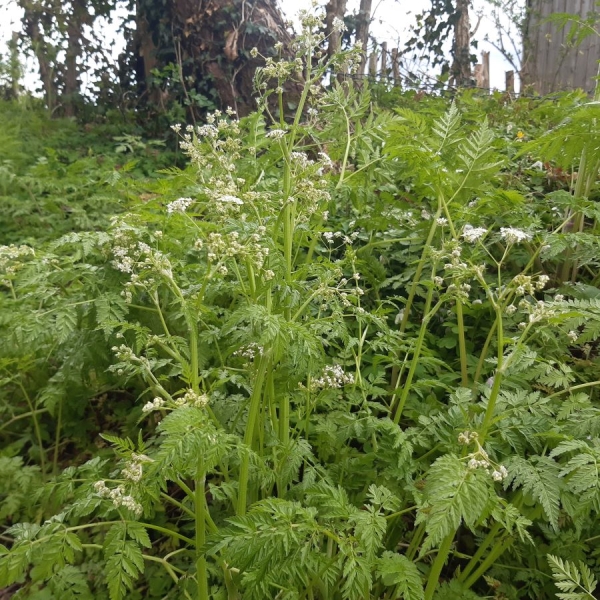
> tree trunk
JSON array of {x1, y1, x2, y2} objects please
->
[
  {"x1": 22, "y1": 2, "x2": 58, "y2": 111},
  {"x1": 355, "y1": 0, "x2": 373, "y2": 77},
  {"x1": 165, "y1": 0, "x2": 299, "y2": 116},
  {"x1": 451, "y1": 0, "x2": 472, "y2": 87},
  {"x1": 7, "y1": 32, "x2": 21, "y2": 99},
  {"x1": 325, "y1": 0, "x2": 347, "y2": 57},
  {"x1": 64, "y1": 0, "x2": 88, "y2": 117}
]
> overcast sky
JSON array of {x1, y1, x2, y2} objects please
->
[{"x1": 0, "y1": 0, "x2": 521, "y2": 94}]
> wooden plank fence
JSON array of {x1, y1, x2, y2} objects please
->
[{"x1": 522, "y1": 0, "x2": 600, "y2": 95}]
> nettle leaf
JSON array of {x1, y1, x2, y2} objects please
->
[
  {"x1": 504, "y1": 456, "x2": 562, "y2": 530},
  {"x1": 418, "y1": 454, "x2": 492, "y2": 552},
  {"x1": 377, "y1": 552, "x2": 424, "y2": 600}
]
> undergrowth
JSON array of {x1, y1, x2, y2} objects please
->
[{"x1": 1, "y1": 9, "x2": 600, "y2": 600}]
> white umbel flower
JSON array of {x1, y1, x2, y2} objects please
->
[
  {"x1": 461, "y1": 224, "x2": 487, "y2": 243},
  {"x1": 500, "y1": 227, "x2": 531, "y2": 244}
]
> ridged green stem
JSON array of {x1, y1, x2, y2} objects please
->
[
  {"x1": 237, "y1": 356, "x2": 269, "y2": 515},
  {"x1": 195, "y1": 459, "x2": 209, "y2": 600},
  {"x1": 424, "y1": 532, "x2": 454, "y2": 600}
]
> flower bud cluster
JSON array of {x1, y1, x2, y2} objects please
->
[
  {"x1": 458, "y1": 431, "x2": 508, "y2": 483},
  {"x1": 526, "y1": 300, "x2": 557, "y2": 324},
  {"x1": 175, "y1": 112, "x2": 241, "y2": 171},
  {"x1": 121, "y1": 453, "x2": 153, "y2": 483},
  {"x1": 174, "y1": 389, "x2": 209, "y2": 408},
  {"x1": 142, "y1": 397, "x2": 165, "y2": 413}
]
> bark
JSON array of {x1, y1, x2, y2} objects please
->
[
  {"x1": 7, "y1": 32, "x2": 20, "y2": 99},
  {"x1": 22, "y1": 1, "x2": 58, "y2": 111},
  {"x1": 64, "y1": 0, "x2": 88, "y2": 116},
  {"x1": 324, "y1": 0, "x2": 347, "y2": 58},
  {"x1": 169, "y1": 0, "x2": 300, "y2": 116},
  {"x1": 451, "y1": 0, "x2": 472, "y2": 87},
  {"x1": 355, "y1": 0, "x2": 373, "y2": 76}
]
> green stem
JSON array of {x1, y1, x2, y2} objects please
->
[
  {"x1": 17, "y1": 379, "x2": 45, "y2": 475},
  {"x1": 458, "y1": 522, "x2": 501, "y2": 583},
  {"x1": 336, "y1": 103, "x2": 351, "y2": 189},
  {"x1": 473, "y1": 315, "x2": 497, "y2": 386},
  {"x1": 160, "y1": 492, "x2": 195, "y2": 519},
  {"x1": 463, "y1": 538, "x2": 511, "y2": 589},
  {"x1": 52, "y1": 396, "x2": 63, "y2": 475},
  {"x1": 479, "y1": 310, "x2": 504, "y2": 441},
  {"x1": 0, "y1": 408, "x2": 49, "y2": 433},
  {"x1": 407, "y1": 522, "x2": 426, "y2": 561},
  {"x1": 237, "y1": 355, "x2": 269, "y2": 515},
  {"x1": 195, "y1": 459, "x2": 209, "y2": 600},
  {"x1": 547, "y1": 380, "x2": 600, "y2": 399},
  {"x1": 424, "y1": 533, "x2": 454, "y2": 600},
  {"x1": 455, "y1": 300, "x2": 469, "y2": 386},
  {"x1": 393, "y1": 295, "x2": 442, "y2": 425},
  {"x1": 398, "y1": 212, "x2": 441, "y2": 335}
]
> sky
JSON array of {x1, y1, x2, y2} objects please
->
[{"x1": 0, "y1": 0, "x2": 521, "y2": 94}]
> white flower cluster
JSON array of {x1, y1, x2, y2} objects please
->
[
  {"x1": 166, "y1": 197, "x2": 194, "y2": 214},
  {"x1": 93, "y1": 481, "x2": 142, "y2": 515},
  {"x1": 265, "y1": 129, "x2": 287, "y2": 140},
  {"x1": 218, "y1": 194, "x2": 244, "y2": 206},
  {"x1": 0, "y1": 244, "x2": 35, "y2": 285},
  {"x1": 500, "y1": 227, "x2": 532, "y2": 244},
  {"x1": 109, "y1": 220, "x2": 173, "y2": 302},
  {"x1": 233, "y1": 342, "x2": 264, "y2": 361},
  {"x1": 314, "y1": 364, "x2": 354, "y2": 389},
  {"x1": 322, "y1": 231, "x2": 360, "y2": 245},
  {"x1": 205, "y1": 229, "x2": 270, "y2": 272},
  {"x1": 174, "y1": 112, "x2": 242, "y2": 171},
  {"x1": 332, "y1": 16, "x2": 347, "y2": 32},
  {"x1": 142, "y1": 397, "x2": 165, "y2": 413},
  {"x1": 462, "y1": 224, "x2": 487, "y2": 243},
  {"x1": 458, "y1": 430, "x2": 508, "y2": 482},
  {"x1": 446, "y1": 282, "x2": 472, "y2": 301}
]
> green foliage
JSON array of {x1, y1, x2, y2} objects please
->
[
  {"x1": 2, "y1": 18, "x2": 600, "y2": 600},
  {"x1": 548, "y1": 554, "x2": 598, "y2": 600}
]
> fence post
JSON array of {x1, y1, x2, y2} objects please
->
[
  {"x1": 474, "y1": 63, "x2": 483, "y2": 88},
  {"x1": 368, "y1": 52, "x2": 377, "y2": 79},
  {"x1": 391, "y1": 47, "x2": 400, "y2": 86},
  {"x1": 481, "y1": 51, "x2": 490, "y2": 90},
  {"x1": 505, "y1": 70, "x2": 515, "y2": 93}
]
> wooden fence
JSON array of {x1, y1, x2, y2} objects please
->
[
  {"x1": 361, "y1": 45, "x2": 518, "y2": 93},
  {"x1": 522, "y1": 0, "x2": 600, "y2": 95}
]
